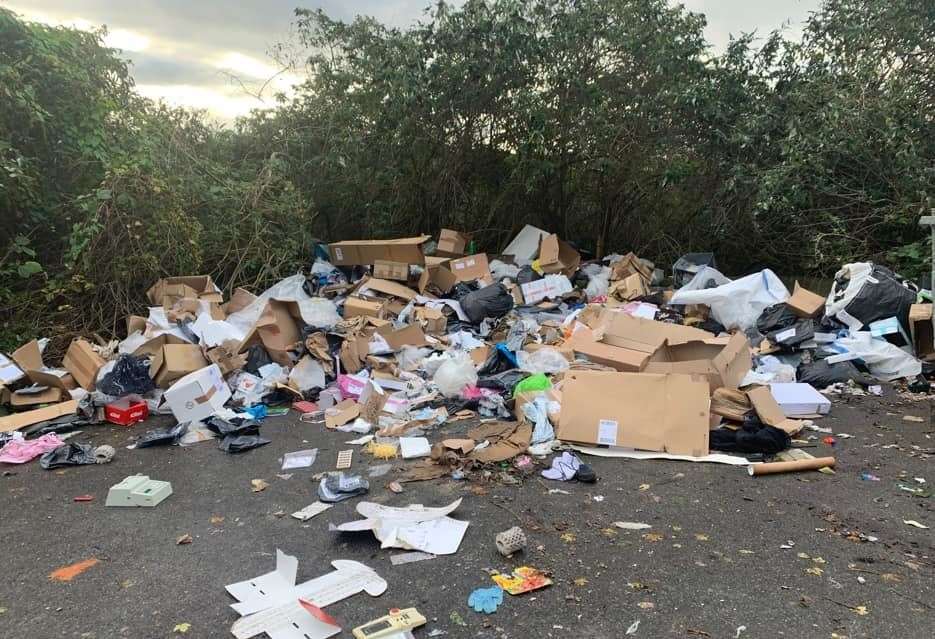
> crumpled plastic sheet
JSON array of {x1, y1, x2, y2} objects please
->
[
  {"x1": 318, "y1": 472, "x2": 369, "y2": 503},
  {"x1": 134, "y1": 422, "x2": 189, "y2": 448},
  {"x1": 219, "y1": 434, "x2": 271, "y2": 453},
  {"x1": 39, "y1": 442, "x2": 98, "y2": 469},
  {"x1": 0, "y1": 433, "x2": 64, "y2": 464},
  {"x1": 516, "y1": 348, "x2": 569, "y2": 374}
]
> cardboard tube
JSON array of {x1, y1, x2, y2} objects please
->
[{"x1": 748, "y1": 457, "x2": 835, "y2": 476}]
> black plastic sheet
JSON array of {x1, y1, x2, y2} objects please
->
[{"x1": 97, "y1": 354, "x2": 156, "y2": 397}]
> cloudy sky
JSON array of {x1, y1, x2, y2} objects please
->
[{"x1": 2, "y1": 0, "x2": 821, "y2": 122}]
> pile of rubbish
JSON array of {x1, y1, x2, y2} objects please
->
[{"x1": 1, "y1": 225, "x2": 932, "y2": 635}]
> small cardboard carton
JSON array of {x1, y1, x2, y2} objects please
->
[
  {"x1": 644, "y1": 332, "x2": 752, "y2": 393},
  {"x1": 566, "y1": 332, "x2": 651, "y2": 371},
  {"x1": 132, "y1": 334, "x2": 190, "y2": 358},
  {"x1": 436, "y1": 229, "x2": 471, "y2": 257},
  {"x1": 415, "y1": 307, "x2": 447, "y2": 334},
  {"x1": 146, "y1": 275, "x2": 223, "y2": 306},
  {"x1": 538, "y1": 234, "x2": 581, "y2": 278},
  {"x1": 206, "y1": 341, "x2": 248, "y2": 376},
  {"x1": 447, "y1": 253, "x2": 492, "y2": 283},
  {"x1": 786, "y1": 281, "x2": 825, "y2": 318},
  {"x1": 11, "y1": 341, "x2": 76, "y2": 391},
  {"x1": 0, "y1": 399, "x2": 79, "y2": 434},
  {"x1": 150, "y1": 344, "x2": 209, "y2": 389},
  {"x1": 163, "y1": 364, "x2": 231, "y2": 423},
  {"x1": 768, "y1": 382, "x2": 831, "y2": 416},
  {"x1": 609, "y1": 272, "x2": 649, "y2": 301},
  {"x1": 62, "y1": 338, "x2": 105, "y2": 391},
  {"x1": 238, "y1": 300, "x2": 302, "y2": 365},
  {"x1": 418, "y1": 262, "x2": 458, "y2": 295},
  {"x1": 373, "y1": 260, "x2": 410, "y2": 282},
  {"x1": 558, "y1": 371, "x2": 710, "y2": 457},
  {"x1": 610, "y1": 252, "x2": 652, "y2": 283},
  {"x1": 375, "y1": 323, "x2": 429, "y2": 351},
  {"x1": 328, "y1": 235, "x2": 431, "y2": 266},
  {"x1": 344, "y1": 296, "x2": 386, "y2": 319},
  {"x1": 909, "y1": 303, "x2": 933, "y2": 360}
]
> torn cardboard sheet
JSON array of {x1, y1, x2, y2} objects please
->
[
  {"x1": 226, "y1": 551, "x2": 387, "y2": 639},
  {"x1": 571, "y1": 445, "x2": 753, "y2": 466},
  {"x1": 0, "y1": 400, "x2": 79, "y2": 434},
  {"x1": 333, "y1": 499, "x2": 469, "y2": 555},
  {"x1": 468, "y1": 421, "x2": 533, "y2": 463}
]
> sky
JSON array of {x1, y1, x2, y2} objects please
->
[{"x1": 2, "y1": 0, "x2": 821, "y2": 122}]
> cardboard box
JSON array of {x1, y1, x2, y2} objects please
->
[
  {"x1": 566, "y1": 332, "x2": 651, "y2": 371},
  {"x1": 356, "y1": 277, "x2": 420, "y2": 302},
  {"x1": 11, "y1": 341, "x2": 78, "y2": 392},
  {"x1": 558, "y1": 371, "x2": 710, "y2": 457},
  {"x1": 436, "y1": 229, "x2": 471, "y2": 257},
  {"x1": 376, "y1": 323, "x2": 429, "y2": 351},
  {"x1": 447, "y1": 253, "x2": 491, "y2": 283},
  {"x1": 126, "y1": 315, "x2": 147, "y2": 335},
  {"x1": 146, "y1": 275, "x2": 223, "y2": 306},
  {"x1": 746, "y1": 386, "x2": 802, "y2": 434},
  {"x1": 344, "y1": 296, "x2": 386, "y2": 319},
  {"x1": 769, "y1": 383, "x2": 831, "y2": 416},
  {"x1": 538, "y1": 234, "x2": 581, "y2": 278},
  {"x1": 418, "y1": 262, "x2": 458, "y2": 295},
  {"x1": 373, "y1": 260, "x2": 410, "y2": 281},
  {"x1": 597, "y1": 312, "x2": 713, "y2": 351},
  {"x1": 503, "y1": 224, "x2": 549, "y2": 261},
  {"x1": 150, "y1": 344, "x2": 209, "y2": 389},
  {"x1": 609, "y1": 272, "x2": 649, "y2": 301},
  {"x1": 62, "y1": 339, "x2": 105, "y2": 391},
  {"x1": 415, "y1": 307, "x2": 447, "y2": 334},
  {"x1": 237, "y1": 300, "x2": 302, "y2": 365},
  {"x1": 223, "y1": 287, "x2": 257, "y2": 315},
  {"x1": 206, "y1": 342, "x2": 248, "y2": 376},
  {"x1": 786, "y1": 281, "x2": 825, "y2": 318},
  {"x1": 11, "y1": 339, "x2": 43, "y2": 373},
  {"x1": 909, "y1": 303, "x2": 933, "y2": 360},
  {"x1": 328, "y1": 235, "x2": 431, "y2": 266},
  {"x1": 520, "y1": 275, "x2": 573, "y2": 304},
  {"x1": 104, "y1": 397, "x2": 149, "y2": 426},
  {"x1": 132, "y1": 334, "x2": 190, "y2": 358},
  {"x1": 0, "y1": 399, "x2": 79, "y2": 433},
  {"x1": 163, "y1": 364, "x2": 231, "y2": 423},
  {"x1": 610, "y1": 252, "x2": 652, "y2": 283},
  {"x1": 644, "y1": 332, "x2": 751, "y2": 393}
]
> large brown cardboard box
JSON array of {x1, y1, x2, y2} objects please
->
[
  {"x1": 644, "y1": 332, "x2": 752, "y2": 393},
  {"x1": 328, "y1": 236, "x2": 431, "y2": 266},
  {"x1": 597, "y1": 312, "x2": 713, "y2": 351},
  {"x1": 786, "y1": 281, "x2": 825, "y2": 318},
  {"x1": 344, "y1": 297, "x2": 386, "y2": 319},
  {"x1": 909, "y1": 304, "x2": 933, "y2": 360},
  {"x1": 538, "y1": 234, "x2": 581, "y2": 278},
  {"x1": 373, "y1": 260, "x2": 410, "y2": 282},
  {"x1": 11, "y1": 339, "x2": 76, "y2": 391},
  {"x1": 559, "y1": 371, "x2": 710, "y2": 456},
  {"x1": 62, "y1": 338, "x2": 106, "y2": 391},
  {"x1": 146, "y1": 275, "x2": 223, "y2": 306},
  {"x1": 436, "y1": 229, "x2": 471, "y2": 257},
  {"x1": 418, "y1": 263, "x2": 458, "y2": 295},
  {"x1": 150, "y1": 344, "x2": 209, "y2": 389},
  {"x1": 609, "y1": 272, "x2": 649, "y2": 301}
]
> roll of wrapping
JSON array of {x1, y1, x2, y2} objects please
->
[{"x1": 748, "y1": 456, "x2": 835, "y2": 476}]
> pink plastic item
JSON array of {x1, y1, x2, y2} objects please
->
[{"x1": 0, "y1": 433, "x2": 65, "y2": 464}]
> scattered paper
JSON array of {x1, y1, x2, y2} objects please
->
[
  {"x1": 613, "y1": 522, "x2": 652, "y2": 531},
  {"x1": 572, "y1": 445, "x2": 752, "y2": 466},
  {"x1": 390, "y1": 551, "x2": 436, "y2": 566},
  {"x1": 250, "y1": 479, "x2": 269, "y2": 493},
  {"x1": 226, "y1": 551, "x2": 386, "y2": 639},
  {"x1": 292, "y1": 502, "x2": 332, "y2": 521},
  {"x1": 334, "y1": 499, "x2": 469, "y2": 555}
]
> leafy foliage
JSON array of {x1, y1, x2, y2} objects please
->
[{"x1": 0, "y1": 0, "x2": 931, "y2": 351}]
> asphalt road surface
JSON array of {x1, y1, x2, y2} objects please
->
[{"x1": 1, "y1": 390, "x2": 932, "y2": 639}]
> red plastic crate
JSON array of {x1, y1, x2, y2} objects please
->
[{"x1": 104, "y1": 398, "x2": 149, "y2": 426}]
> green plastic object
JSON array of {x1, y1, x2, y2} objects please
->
[{"x1": 513, "y1": 373, "x2": 552, "y2": 397}]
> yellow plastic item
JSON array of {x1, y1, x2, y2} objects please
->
[
  {"x1": 366, "y1": 440, "x2": 398, "y2": 460},
  {"x1": 352, "y1": 608, "x2": 425, "y2": 639}
]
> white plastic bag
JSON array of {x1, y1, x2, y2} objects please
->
[
  {"x1": 289, "y1": 356, "x2": 326, "y2": 391},
  {"x1": 489, "y1": 259, "x2": 520, "y2": 281},
  {"x1": 583, "y1": 265, "x2": 611, "y2": 300},
  {"x1": 432, "y1": 352, "x2": 478, "y2": 397},
  {"x1": 516, "y1": 348, "x2": 570, "y2": 374},
  {"x1": 397, "y1": 346, "x2": 433, "y2": 371},
  {"x1": 521, "y1": 395, "x2": 557, "y2": 446},
  {"x1": 831, "y1": 332, "x2": 921, "y2": 381},
  {"x1": 670, "y1": 268, "x2": 789, "y2": 331}
]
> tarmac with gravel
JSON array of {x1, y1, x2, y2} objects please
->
[{"x1": 1, "y1": 389, "x2": 932, "y2": 639}]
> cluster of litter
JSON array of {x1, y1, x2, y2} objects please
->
[{"x1": 1, "y1": 225, "x2": 932, "y2": 636}]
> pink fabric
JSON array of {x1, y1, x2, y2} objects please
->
[{"x1": 0, "y1": 433, "x2": 64, "y2": 464}]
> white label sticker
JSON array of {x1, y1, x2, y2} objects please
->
[
  {"x1": 453, "y1": 262, "x2": 465, "y2": 270},
  {"x1": 597, "y1": 419, "x2": 618, "y2": 446},
  {"x1": 775, "y1": 327, "x2": 797, "y2": 342},
  {"x1": 334, "y1": 247, "x2": 344, "y2": 261},
  {"x1": 466, "y1": 259, "x2": 475, "y2": 267}
]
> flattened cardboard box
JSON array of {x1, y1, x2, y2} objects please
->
[
  {"x1": 328, "y1": 235, "x2": 431, "y2": 266},
  {"x1": 596, "y1": 312, "x2": 713, "y2": 352},
  {"x1": 538, "y1": 234, "x2": 581, "y2": 278},
  {"x1": 355, "y1": 277, "x2": 421, "y2": 302},
  {"x1": 372, "y1": 260, "x2": 410, "y2": 282},
  {"x1": 559, "y1": 371, "x2": 710, "y2": 457},
  {"x1": 786, "y1": 281, "x2": 825, "y2": 318},
  {"x1": 566, "y1": 332, "x2": 650, "y2": 371},
  {"x1": 146, "y1": 275, "x2": 223, "y2": 306},
  {"x1": 0, "y1": 399, "x2": 78, "y2": 434},
  {"x1": 644, "y1": 332, "x2": 751, "y2": 393},
  {"x1": 10, "y1": 385, "x2": 63, "y2": 407},
  {"x1": 62, "y1": 338, "x2": 105, "y2": 391},
  {"x1": 436, "y1": 229, "x2": 471, "y2": 257}
]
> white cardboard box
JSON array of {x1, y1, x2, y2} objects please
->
[
  {"x1": 769, "y1": 382, "x2": 831, "y2": 416},
  {"x1": 164, "y1": 364, "x2": 231, "y2": 423}
]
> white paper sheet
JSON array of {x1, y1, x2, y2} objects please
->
[
  {"x1": 571, "y1": 445, "x2": 754, "y2": 466},
  {"x1": 292, "y1": 502, "x2": 332, "y2": 521},
  {"x1": 399, "y1": 437, "x2": 431, "y2": 459},
  {"x1": 376, "y1": 517, "x2": 469, "y2": 555}
]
